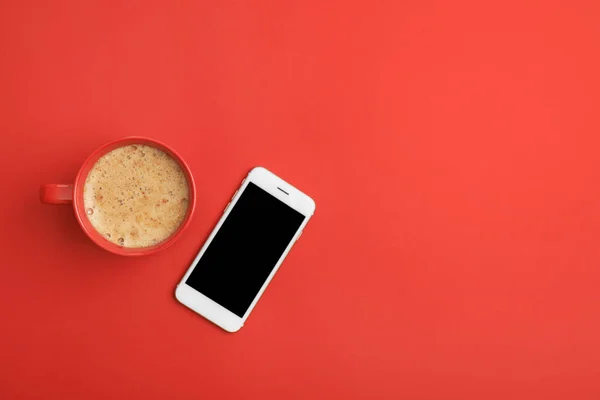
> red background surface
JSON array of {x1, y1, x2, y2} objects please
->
[{"x1": 1, "y1": 1, "x2": 600, "y2": 398}]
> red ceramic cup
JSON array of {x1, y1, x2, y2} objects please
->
[{"x1": 40, "y1": 137, "x2": 196, "y2": 256}]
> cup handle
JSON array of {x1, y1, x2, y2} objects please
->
[{"x1": 40, "y1": 184, "x2": 73, "y2": 205}]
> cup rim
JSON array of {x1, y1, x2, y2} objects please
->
[{"x1": 72, "y1": 137, "x2": 196, "y2": 256}]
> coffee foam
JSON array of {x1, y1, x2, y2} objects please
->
[{"x1": 83, "y1": 144, "x2": 189, "y2": 248}]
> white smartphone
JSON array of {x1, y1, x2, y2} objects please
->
[{"x1": 175, "y1": 167, "x2": 315, "y2": 332}]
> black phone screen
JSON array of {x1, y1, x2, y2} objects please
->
[{"x1": 185, "y1": 182, "x2": 305, "y2": 317}]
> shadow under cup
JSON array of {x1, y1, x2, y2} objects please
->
[{"x1": 42, "y1": 137, "x2": 196, "y2": 256}]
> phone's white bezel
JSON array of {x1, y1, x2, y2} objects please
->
[{"x1": 175, "y1": 167, "x2": 315, "y2": 332}]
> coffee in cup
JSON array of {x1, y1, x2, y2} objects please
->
[{"x1": 82, "y1": 144, "x2": 189, "y2": 248}]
